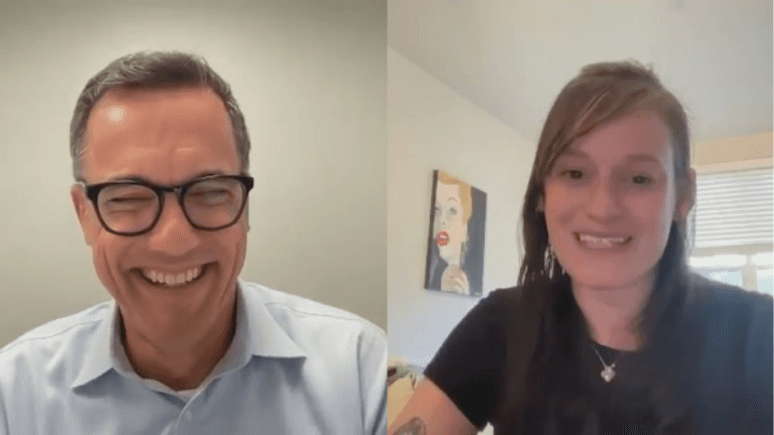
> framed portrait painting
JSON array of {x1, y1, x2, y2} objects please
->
[{"x1": 424, "y1": 170, "x2": 487, "y2": 297}]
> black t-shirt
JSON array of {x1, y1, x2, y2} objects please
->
[
  {"x1": 425, "y1": 289, "x2": 508, "y2": 429},
  {"x1": 424, "y1": 276, "x2": 773, "y2": 434}
]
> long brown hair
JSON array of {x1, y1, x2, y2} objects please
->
[{"x1": 497, "y1": 60, "x2": 697, "y2": 431}]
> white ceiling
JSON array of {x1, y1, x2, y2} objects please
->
[{"x1": 389, "y1": 0, "x2": 773, "y2": 144}]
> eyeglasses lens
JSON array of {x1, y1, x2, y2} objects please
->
[{"x1": 97, "y1": 179, "x2": 245, "y2": 234}]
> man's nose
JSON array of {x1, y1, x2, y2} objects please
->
[{"x1": 145, "y1": 193, "x2": 201, "y2": 255}]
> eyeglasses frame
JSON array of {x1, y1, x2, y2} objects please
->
[{"x1": 77, "y1": 174, "x2": 254, "y2": 237}]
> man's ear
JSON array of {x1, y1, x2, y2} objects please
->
[
  {"x1": 70, "y1": 184, "x2": 94, "y2": 247},
  {"x1": 675, "y1": 168, "x2": 696, "y2": 221},
  {"x1": 244, "y1": 199, "x2": 251, "y2": 232}
]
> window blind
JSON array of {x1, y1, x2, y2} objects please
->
[{"x1": 692, "y1": 167, "x2": 773, "y2": 249}]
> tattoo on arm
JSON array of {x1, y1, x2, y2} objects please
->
[{"x1": 392, "y1": 416, "x2": 427, "y2": 435}]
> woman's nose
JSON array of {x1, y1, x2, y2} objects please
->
[{"x1": 584, "y1": 178, "x2": 624, "y2": 221}]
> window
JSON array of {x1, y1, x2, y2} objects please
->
[
  {"x1": 689, "y1": 254, "x2": 772, "y2": 295},
  {"x1": 688, "y1": 168, "x2": 773, "y2": 294},
  {"x1": 757, "y1": 269, "x2": 773, "y2": 294}
]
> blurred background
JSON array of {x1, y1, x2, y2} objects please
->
[
  {"x1": 387, "y1": 0, "x2": 772, "y2": 428},
  {"x1": 0, "y1": 0, "x2": 387, "y2": 347}
]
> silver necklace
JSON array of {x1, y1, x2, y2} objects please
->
[{"x1": 592, "y1": 345, "x2": 623, "y2": 383}]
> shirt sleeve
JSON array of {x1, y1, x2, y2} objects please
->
[
  {"x1": 424, "y1": 289, "x2": 509, "y2": 429},
  {"x1": 359, "y1": 324, "x2": 388, "y2": 435}
]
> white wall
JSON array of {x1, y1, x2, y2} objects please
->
[
  {"x1": 0, "y1": 0, "x2": 386, "y2": 347},
  {"x1": 693, "y1": 132, "x2": 773, "y2": 171},
  {"x1": 387, "y1": 48, "x2": 534, "y2": 367}
]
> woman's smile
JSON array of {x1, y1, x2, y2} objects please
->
[{"x1": 573, "y1": 232, "x2": 633, "y2": 250}]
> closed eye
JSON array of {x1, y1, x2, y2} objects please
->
[{"x1": 109, "y1": 196, "x2": 153, "y2": 204}]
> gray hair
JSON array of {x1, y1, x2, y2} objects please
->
[{"x1": 69, "y1": 51, "x2": 251, "y2": 181}]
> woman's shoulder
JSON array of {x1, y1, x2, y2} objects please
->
[
  {"x1": 481, "y1": 286, "x2": 521, "y2": 303},
  {"x1": 453, "y1": 287, "x2": 519, "y2": 329},
  {"x1": 434, "y1": 286, "x2": 532, "y2": 351},
  {"x1": 685, "y1": 274, "x2": 773, "y2": 431},
  {"x1": 483, "y1": 281, "x2": 548, "y2": 303},
  {"x1": 475, "y1": 285, "x2": 537, "y2": 318},
  {"x1": 687, "y1": 273, "x2": 773, "y2": 322},
  {"x1": 686, "y1": 272, "x2": 772, "y2": 378}
]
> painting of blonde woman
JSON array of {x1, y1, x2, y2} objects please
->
[{"x1": 425, "y1": 171, "x2": 486, "y2": 297}]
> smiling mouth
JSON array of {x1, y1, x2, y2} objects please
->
[
  {"x1": 136, "y1": 263, "x2": 215, "y2": 288},
  {"x1": 574, "y1": 233, "x2": 632, "y2": 249},
  {"x1": 436, "y1": 231, "x2": 450, "y2": 246}
]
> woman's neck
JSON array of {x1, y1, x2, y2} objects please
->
[
  {"x1": 570, "y1": 271, "x2": 655, "y2": 351},
  {"x1": 443, "y1": 252, "x2": 461, "y2": 266}
]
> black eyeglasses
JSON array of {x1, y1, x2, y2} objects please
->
[{"x1": 78, "y1": 174, "x2": 254, "y2": 236}]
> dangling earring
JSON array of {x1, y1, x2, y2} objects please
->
[
  {"x1": 545, "y1": 244, "x2": 555, "y2": 273},
  {"x1": 546, "y1": 244, "x2": 564, "y2": 277}
]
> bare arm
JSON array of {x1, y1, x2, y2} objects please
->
[{"x1": 388, "y1": 378, "x2": 479, "y2": 435}]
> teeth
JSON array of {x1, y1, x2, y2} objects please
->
[
  {"x1": 141, "y1": 266, "x2": 204, "y2": 287},
  {"x1": 578, "y1": 234, "x2": 627, "y2": 247}
]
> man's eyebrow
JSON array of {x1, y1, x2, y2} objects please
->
[{"x1": 105, "y1": 170, "x2": 227, "y2": 184}]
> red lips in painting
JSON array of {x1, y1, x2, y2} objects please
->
[{"x1": 436, "y1": 231, "x2": 450, "y2": 246}]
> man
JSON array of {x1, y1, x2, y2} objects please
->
[{"x1": 0, "y1": 51, "x2": 386, "y2": 434}]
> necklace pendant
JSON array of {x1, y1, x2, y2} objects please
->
[{"x1": 601, "y1": 366, "x2": 615, "y2": 382}]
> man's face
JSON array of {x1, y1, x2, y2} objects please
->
[
  {"x1": 542, "y1": 110, "x2": 693, "y2": 289},
  {"x1": 71, "y1": 86, "x2": 249, "y2": 339}
]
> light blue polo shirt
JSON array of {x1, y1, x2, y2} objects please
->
[{"x1": 0, "y1": 279, "x2": 387, "y2": 434}]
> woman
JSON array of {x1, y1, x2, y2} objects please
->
[
  {"x1": 389, "y1": 61, "x2": 773, "y2": 434},
  {"x1": 429, "y1": 172, "x2": 474, "y2": 295}
]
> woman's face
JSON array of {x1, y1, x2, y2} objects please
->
[
  {"x1": 542, "y1": 110, "x2": 693, "y2": 289},
  {"x1": 434, "y1": 182, "x2": 467, "y2": 265}
]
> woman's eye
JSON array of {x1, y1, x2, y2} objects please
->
[
  {"x1": 449, "y1": 207, "x2": 458, "y2": 216},
  {"x1": 562, "y1": 170, "x2": 584, "y2": 180},
  {"x1": 632, "y1": 175, "x2": 653, "y2": 185}
]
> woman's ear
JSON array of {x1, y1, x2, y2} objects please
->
[{"x1": 675, "y1": 168, "x2": 696, "y2": 221}]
